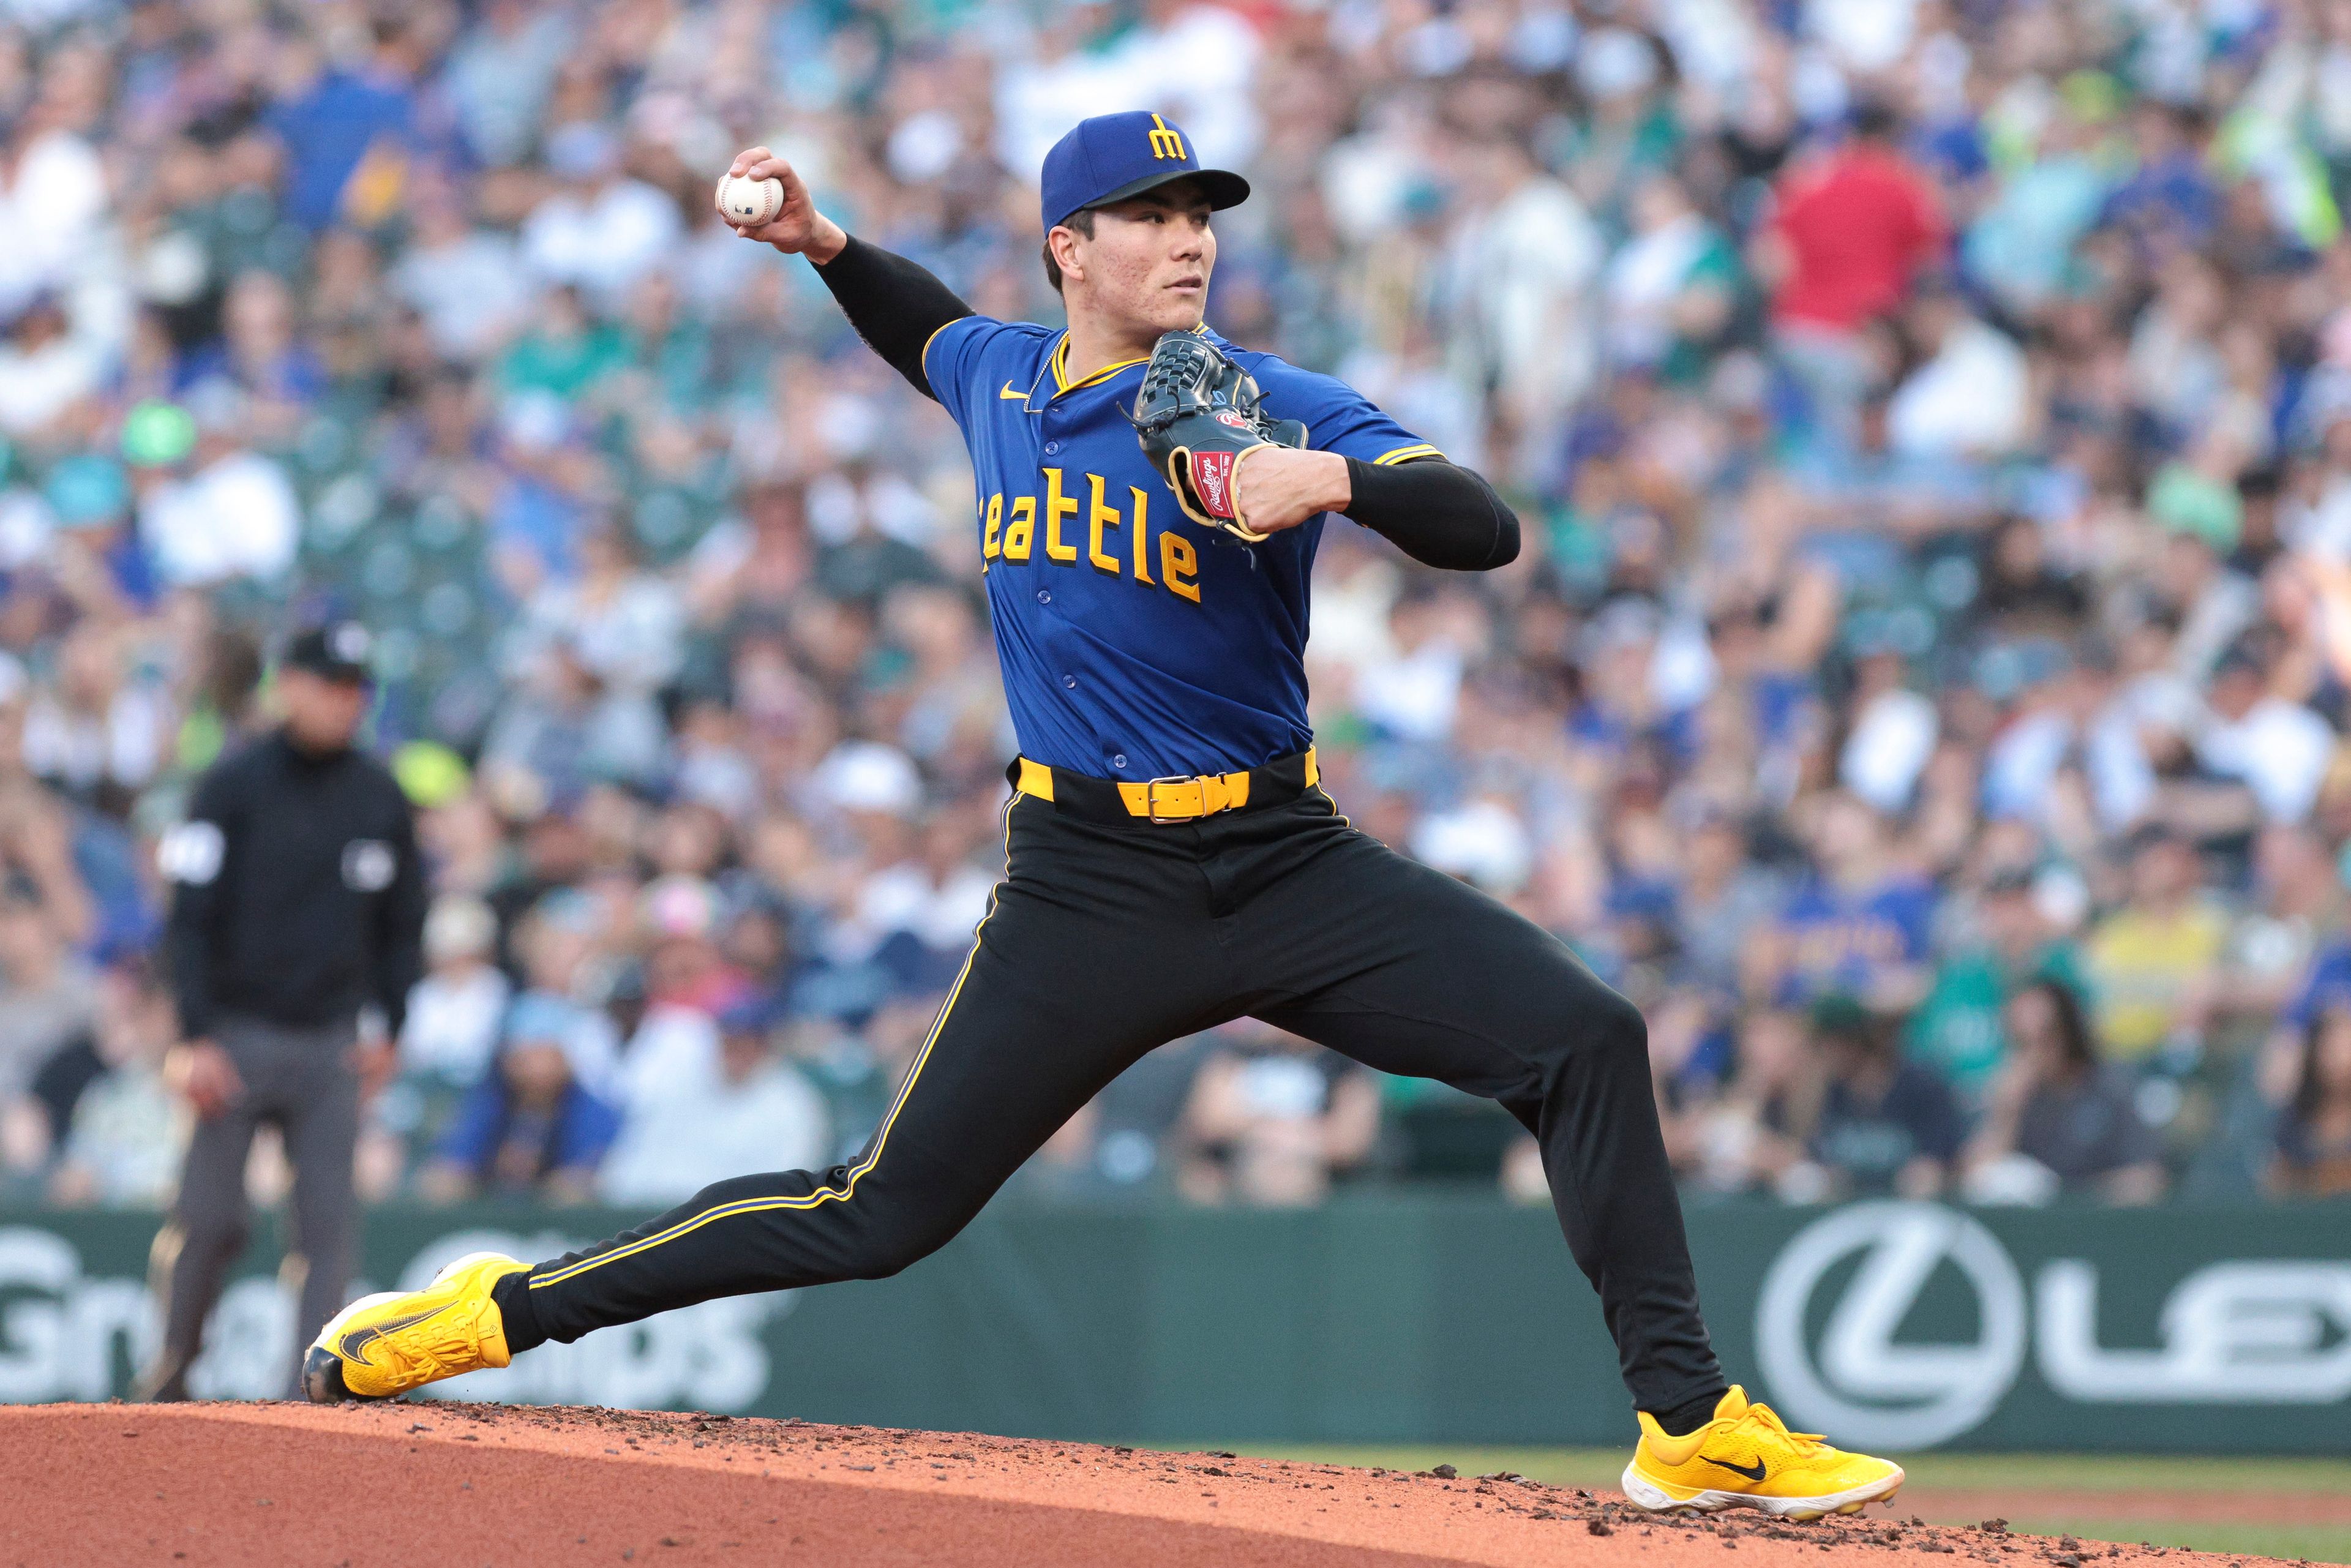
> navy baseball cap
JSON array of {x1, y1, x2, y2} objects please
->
[{"x1": 1040, "y1": 111, "x2": 1250, "y2": 232}]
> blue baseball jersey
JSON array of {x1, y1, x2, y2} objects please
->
[{"x1": 922, "y1": 320, "x2": 1439, "y2": 781}]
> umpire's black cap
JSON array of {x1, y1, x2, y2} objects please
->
[{"x1": 282, "y1": 620, "x2": 375, "y2": 685}]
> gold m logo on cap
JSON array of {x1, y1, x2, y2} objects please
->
[{"x1": 1147, "y1": 113, "x2": 1186, "y2": 161}]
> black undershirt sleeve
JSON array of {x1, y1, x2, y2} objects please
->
[
  {"x1": 810, "y1": 234, "x2": 973, "y2": 401},
  {"x1": 1339, "y1": 457, "x2": 1521, "y2": 572}
]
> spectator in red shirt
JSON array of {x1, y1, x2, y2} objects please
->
[{"x1": 1758, "y1": 100, "x2": 1948, "y2": 448}]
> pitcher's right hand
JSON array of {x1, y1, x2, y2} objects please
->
[{"x1": 723, "y1": 146, "x2": 847, "y2": 263}]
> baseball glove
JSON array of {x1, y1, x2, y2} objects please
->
[{"x1": 1129, "y1": 332, "x2": 1308, "y2": 543}]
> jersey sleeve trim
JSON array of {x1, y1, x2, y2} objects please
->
[
  {"x1": 1372, "y1": 442, "x2": 1444, "y2": 465},
  {"x1": 918, "y1": 317, "x2": 964, "y2": 392}
]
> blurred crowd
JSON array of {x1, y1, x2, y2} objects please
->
[{"x1": 3, "y1": 0, "x2": 2351, "y2": 1217}]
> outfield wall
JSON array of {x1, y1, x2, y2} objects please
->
[{"x1": 1, "y1": 1198, "x2": 2343, "y2": 1453}]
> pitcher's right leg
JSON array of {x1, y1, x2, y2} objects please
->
[
  {"x1": 504, "y1": 915, "x2": 1152, "y2": 1349},
  {"x1": 307, "y1": 795, "x2": 1231, "y2": 1400}
]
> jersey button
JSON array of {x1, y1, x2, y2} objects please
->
[
  {"x1": 1036, "y1": 589, "x2": 1051, "y2": 604},
  {"x1": 1062, "y1": 674, "x2": 1077, "y2": 688},
  {"x1": 1044, "y1": 441, "x2": 1062, "y2": 454},
  {"x1": 1112, "y1": 753, "x2": 1128, "y2": 769}
]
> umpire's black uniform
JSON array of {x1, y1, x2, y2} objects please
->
[{"x1": 141, "y1": 624, "x2": 425, "y2": 1400}]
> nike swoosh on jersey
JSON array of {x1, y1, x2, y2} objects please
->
[
  {"x1": 999, "y1": 382, "x2": 1026, "y2": 400},
  {"x1": 1704, "y1": 1457, "x2": 1768, "y2": 1482}
]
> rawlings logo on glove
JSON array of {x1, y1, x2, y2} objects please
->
[{"x1": 1129, "y1": 332, "x2": 1308, "y2": 544}]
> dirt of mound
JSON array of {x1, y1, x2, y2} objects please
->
[
  {"x1": 1899, "y1": 1488, "x2": 2351, "y2": 1529},
  {"x1": 0, "y1": 1401, "x2": 2304, "y2": 1568}
]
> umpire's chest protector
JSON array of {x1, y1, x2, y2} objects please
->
[{"x1": 923, "y1": 319, "x2": 1438, "y2": 782}]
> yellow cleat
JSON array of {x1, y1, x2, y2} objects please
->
[
  {"x1": 302, "y1": 1251, "x2": 529, "y2": 1401},
  {"x1": 1622, "y1": 1386, "x2": 1904, "y2": 1521}
]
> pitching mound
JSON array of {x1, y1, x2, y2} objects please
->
[{"x1": 0, "y1": 1402, "x2": 2295, "y2": 1567}]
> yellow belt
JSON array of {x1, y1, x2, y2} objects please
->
[{"x1": 1016, "y1": 747, "x2": 1318, "y2": 823}]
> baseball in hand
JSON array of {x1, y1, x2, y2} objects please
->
[{"x1": 715, "y1": 173, "x2": 784, "y2": 227}]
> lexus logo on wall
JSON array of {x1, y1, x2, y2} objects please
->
[
  {"x1": 1756, "y1": 1202, "x2": 2028, "y2": 1449},
  {"x1": 1755, "y1": 1203, "x2": 2351, "y2": 1450}
]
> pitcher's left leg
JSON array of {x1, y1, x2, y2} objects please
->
[
  {"x1": 1235, "y1": 812, "x2": 1901, "y2": 1517},
  {"x1": 1234, "y1": 812, "x2": 1720, "y2": 1418}
]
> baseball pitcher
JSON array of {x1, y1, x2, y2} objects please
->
[{"x1": 306, "y1": 111, "x2": 1900, "y2": 1520}]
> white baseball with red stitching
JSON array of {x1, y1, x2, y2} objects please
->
[{"x1": 714, "y1": 174, "x2": 785, "y2": 226}]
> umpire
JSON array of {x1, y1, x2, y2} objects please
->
[{"x1": 139, "y1": 620, "x2": 425, "y2": 1400}]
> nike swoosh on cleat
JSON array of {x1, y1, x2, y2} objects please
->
[
  {"x1": 336, "y1": 1303, "x2": 451, "y2": 1366},
  {"x1": 1704, "y1": 1457, "x2": 1768, "y2": 1482}
]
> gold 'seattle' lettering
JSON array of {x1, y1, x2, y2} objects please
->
[
  {"x1": 1087, "y1": 475, "x2": 1122, "y2": 576},
  {"x1": 1160, "y1": 531, "x2": 1200, "y2": 602},
  {"x1": 1043, "y1": 467, "x2": 1079, "y2": 563},
  {"x1": 1130, "y1": 487, "x2": 1153, "y2": 584},
  {"x1": 979, "y1": 473, "x2": 1205, "y2": 603}
]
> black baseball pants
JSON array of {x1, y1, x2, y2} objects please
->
[{"x1": 499, "y1": 771, "x2": 1726, "y2": 1417}]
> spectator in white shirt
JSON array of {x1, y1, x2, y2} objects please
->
[
  {"x1": 1436, "y1": 138, "x2": 1603, "y2": 484},
  {"x1": 1839, "y1": 645, "x2": 1939, "y2": 814},
  {"x1": 1177, "y1": 1020, "x2": 1380, "y2": 1207},
  {"x1": 508, "y1": 525, "x2": 687, "y2": 696},
  {"x1": 599, "y1": 996, "x2": 830, "y2": 1206},
  {"x1": 399, "y1": 895, "x2": 511, "y2": 1089},
  {"x1": 0, "y1": 292, "x2": 105, "y2": 441},
  {"x1": 520, "y1": 123, "x2": 681, "y2": 310},
  {"x1": 441, "y1": 0, "x2": 569, "y2": 168},
  {"x1": 48, "y1": 961, "x2": 186, "y2": 1208},
  {"x1": 1886, "y1": 283, "x2": 2031, "y2": 459},
  {"x1": 2197, "y1": 646, "x2": 2336, "y2": 823},
  {"x1": 126, "y1": 401, "x2": 298, "y2": 588},
  {"x1": 0, "y1": 122, "x2": 108, "y2": 318},
  {"x1": 364, "y1": 894, "x2": 520, "y2": 1198},
  {"x1": 392, "y1": 181, "x2": 531, "y2": 362}
]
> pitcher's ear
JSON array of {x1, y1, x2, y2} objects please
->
[{"x1": 1046, "y1": 225, "x2": 1087, "y2": 288}]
